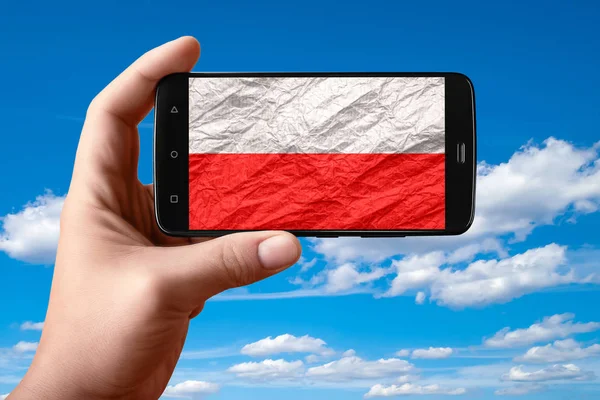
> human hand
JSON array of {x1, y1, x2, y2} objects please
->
[{"x1": 9, "y1": 37, "x2": 302, "y2": 400}]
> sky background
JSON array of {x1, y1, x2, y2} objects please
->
[{"x1": 1, "y1": 1, "x2": 600, "y2": 399}]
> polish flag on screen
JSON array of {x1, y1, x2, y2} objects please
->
[{"x1": 188, "y1": 77, "x2": 445, "y2": 230}]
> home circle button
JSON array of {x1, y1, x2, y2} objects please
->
[{"x1": 170, "y1": 150, "x2": 179, "y2": 159}]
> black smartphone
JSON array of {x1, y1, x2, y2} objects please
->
[{"x1": 154, "y1": 72, "x2": 476, "y2": 237}]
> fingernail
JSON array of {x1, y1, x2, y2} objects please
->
[{"x1": 258, "y1": 234, "x2": 300, "y2": 270}]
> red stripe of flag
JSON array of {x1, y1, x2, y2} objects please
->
[{"x1": 189, "y1": 153, "x2": 445, "y2": 230}]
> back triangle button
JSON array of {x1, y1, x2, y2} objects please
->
[{"x1": 170, "y1": 106, "x2": 178, "y2": 114}]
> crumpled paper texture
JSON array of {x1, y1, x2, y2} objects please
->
[{"x1": 188, "y1": 77, "x2": 445, "y2": 230}]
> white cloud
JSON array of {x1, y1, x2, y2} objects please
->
[
  {"x1": 484, "y1": 313, "x2": 600, "y2": 348},
  {"x1": 227, "y1": 354, "x2": 420, "y2": 388},
  {"x1": 395, "y1": 349, "x2": 410, "y2": 358},
  {"x1": 342, "y1": 349, "x2": 356, "y2": 357},
  {"x1": 305, "y1": 354, "x2": 320, "y2": 363},
  {"x1": 383, "y1": 252, "x2": 445, "y2": 297},
  {"x1": 411, "y1": 347, "x2": 453, "y2": 359},
  {"x1": 502, "y1": 364, "x2": 595, "y2": 382},
  {"x1": 495, "y1": 383, "x2": 545, "y2": 396},
  {"x1": 305, "y1": 349, "x2": 340, "y2": 364},
  {"x1": 473, "y1": 138, "x2": 600, "y2": 239},
  {"x1": 0, "y1": 192, "x2": 64, "y2": 264},
  {"x1": 384, "y1": 244, "x2": 582, "y2": 308},
  {"x1": 1, "y1": 394, "x2": 9, "y2": 400},
  {"x1": 430, "y1": 245, "x2": 574, "y2": 308},
  {"x1": 227, "y1": 359, "x2": 304, "y2": 380},
  {"x1": 298, "y1": 257, "x2": 318, "y2": 273},
  {"x1": 306, "y1": 356, "x2": 413, "y2": 381},
  {"x1": 20, "y1": 321, "x2": 44, "y2": 331},
  {"x1": 288, "y1": 274, "x2": 326, "y2": 288},
  {"x1": 13, "y1": 341, "x2": 38, "y2": 353},
  {"x1": 162, "y1": 381, "x2": 219, "y2": 398},
  {"x1": 446, "y1": 239, "x2": 508, "y2": 264},
  {"x1": 228, "y1": 243, "x2": 596, "y2": 307},
  {"x1": 396, "y1": 375, "x2": 420, "y2": 383},
  {"x1": 312, "y1": 138, "x2": 600, "y2": 263},
  {"x1": 364, "y1": 383, "x2": 466, "y2": 397},
  {"x1": 241, "y1": 334, "x2": 333, "y2": 357},
  {"x1": 515, "y1": 339, "x2": 600, "y2": 363},
  {"x1": 415, "y1": 292, "x2": 426, "y2": 305},
  {"x1": 324, "y1": 263, "x2": 388, "y2": 293}
]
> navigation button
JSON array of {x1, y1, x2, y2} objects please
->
[
  {"x1": 170, "y1": 195, "x2": 179, "y2": 204},
  {"x1": 170, "y1": 106, "x2": 179, "y2": 114},
  {"x1": 170, "y1": 150, "x2": 179, "y2": 159}
]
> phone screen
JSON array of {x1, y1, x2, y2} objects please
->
[{"x1": 187, "y1": 77, "x2": 445, "y2": 231}]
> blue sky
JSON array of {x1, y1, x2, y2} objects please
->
[{"x1": 1, "y1": 1, "x2": 600, "y2": 399}]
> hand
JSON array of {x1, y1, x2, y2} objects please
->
[{"x1": 9, "y1": 37, "x2": 302, "y2": 400}]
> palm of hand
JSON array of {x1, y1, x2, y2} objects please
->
[{"x1": 43, "y1": 123, "x2": 196, "y2": 399}]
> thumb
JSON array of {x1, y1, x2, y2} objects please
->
[{"x1": 154, "y1": 231, "x2": 302, "y2": 308}]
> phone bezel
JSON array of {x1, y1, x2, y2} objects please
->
[{"x1": 154, "y1": 72, "x2": 476, "y2": 237}]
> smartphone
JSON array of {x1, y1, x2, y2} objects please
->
[{"x1": 154, "y1": 72, "x2": 476, "y2": 237}]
